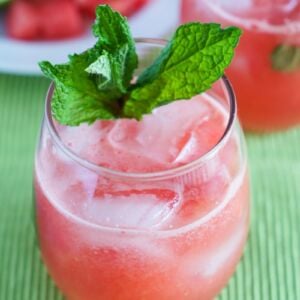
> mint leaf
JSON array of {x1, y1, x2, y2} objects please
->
[
  {"x1": 271, "y1": 44, "x2": 300, "y2": 72},
  {"x1": 85, "y1": 45, "x2": 130, "y2": 98},
  {"x1": 85, "y1": 52, "x2": 112, "y2": 86},
  {"x1": 93, "y1": 5, "x2": 137, "y2": 90},
  {"x1": 39, "y1": 5, "x2": 136, "y2": 125},
  {"x1": 39, "y1": 51, "x2": 120, "y2": 126},
  {"x1": 124, "y1": 23, "x2": 241, "y2": 119}
]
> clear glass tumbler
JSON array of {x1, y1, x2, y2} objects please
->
[{"x1": 34, "y1": 39, "x2": 250, "y2": 300}]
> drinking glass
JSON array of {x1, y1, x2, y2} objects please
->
[
  {"x1": 34, "y1": 39, "x2": 250, "y2": 300},
  {"x1": 182, "y1": 0, "x2": 300, "y2": 131}
]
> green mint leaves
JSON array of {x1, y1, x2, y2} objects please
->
[
  {"x1": 39, "y1": 5, "x2": 241, "y2": 125},
  {"x1": 271, "y1": 44, "x2": 300, "y2": 72},
  {"x1": 39, "y1": 52, "x2": 119, "y2": 125},
  {"x1": 91, "y1": 5, "x2": 137, "y2": 93},
  {"x1": 39, "y1": 5, "x2": 137, "y2": 125},
  {"x1": 124, "y1": 23, "x2": 241, "y2": 119}
]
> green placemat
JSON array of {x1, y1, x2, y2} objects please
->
[{"x1": 0, "y1": 74, "x2": 299, "y2": 300}]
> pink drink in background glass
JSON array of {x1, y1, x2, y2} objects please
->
[
  {"x1": 34, "y1": 40, "x2": 250, "y2": 300},
  {"x1": 182, "y1": 0, "x2": 300, "y2": 132}
]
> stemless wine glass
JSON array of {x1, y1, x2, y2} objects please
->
[
  {"x1": 182, "y1": 0, "x2": 300, "y2": 132},
  {"x1": 34, "y1": 39, "x2": 250, "y2": 300}
]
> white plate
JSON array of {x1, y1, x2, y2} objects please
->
[{"x1": 0, "y1": 0, "x2": 180, "y2": 75}]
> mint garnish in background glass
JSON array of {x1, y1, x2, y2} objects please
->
[
  {"x1": 39, "y1": 5, "x2": 241, "y2": 125},
  {"x1": 271, "y1": 44, "x2": 300, "y2": 72}
]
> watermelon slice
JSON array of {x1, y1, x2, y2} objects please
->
[
  {"x1": 75, "y1": 0, "x2": 149, "y2": 18},
  {"x1": 6, "y1": 0, "x2": 84, "y2": 40}
]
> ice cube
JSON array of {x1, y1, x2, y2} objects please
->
[
  {"x1": 58, "y1": 120, "x2": 115, "y2": 162},
  {"x1": 173, "y1": 132, "x2": 199, "y2": 164},
  {"x1": 100, "y1": 96, "x2": 216, "y2": 171},
  {"x1": 201, "y1": 225, "x2": 245, "y2": 277},
  {"x1": 75, "y1": 168, "x2": 98, "y2": 200},
  {"x1": 172, "y1": 100, "x2": 226, "y2": 166},
  {"x1": 81, "y1": 188, "x2": 182, "y2": 229},
  {"x1": 183, "y1": 225, "x2": 245, "y2": 279},
  {"x1": 55, "y1": 95, "x2": 226, "y2": 173}
]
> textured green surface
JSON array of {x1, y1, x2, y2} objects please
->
[{"x1": 0, "y1": 74, "x2": 299, "y2": 299}]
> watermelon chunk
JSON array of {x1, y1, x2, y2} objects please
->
[
  {"x1": 75, "y1": 0, "x2": 149, "y2": 18},
  {"x1": 6, "y1": 0, "x2": 84, "y2": 40}
]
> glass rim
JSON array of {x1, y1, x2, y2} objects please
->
[
  {"x1": 44, "y1": 38, "x2": 237, "y2": 181},
  {"x1": 202, "y1": 0, "x2": 300, "y2": 35}
]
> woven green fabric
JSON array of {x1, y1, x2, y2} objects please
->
[{"x1": 0, "y1": 74, "x2": 299, "y2": 299}]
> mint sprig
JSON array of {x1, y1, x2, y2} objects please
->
[
  {"x1": 125, "y1": 23, "x2": 241, "y2": 119},
  {"x1": 91, "y1": 5, "x2": 137, "y2": 93},
  {"x1": 39, "y1": 5, "x2": 241, "y2": 125},
  {"x1": 271, "y1": 44, "x2": 300, "y2": 72},
  {"x1": 40, "y1": 51, "x2": 119, "y2": 126},
  {"x1": 39, "y1": 5, "x2": 137, "y2": 125}
]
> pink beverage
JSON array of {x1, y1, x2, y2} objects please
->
[
  {"x1": 34, "y1": 40, "x2": 250, "y2": 300},
  {"x1": 181, "y1": 0, "x2": 300, "y2": 132}
]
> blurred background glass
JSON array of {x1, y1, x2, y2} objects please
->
[{"x1": 182, "y1": 0, "x2": 300, "y2": 132}]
